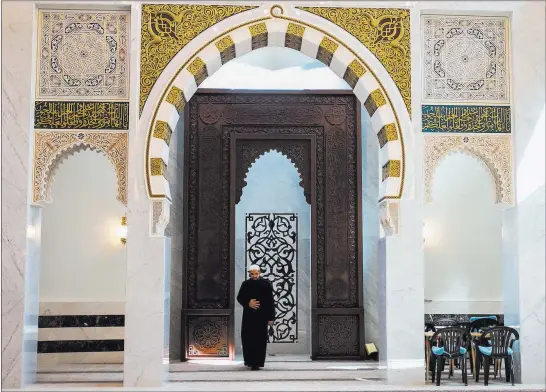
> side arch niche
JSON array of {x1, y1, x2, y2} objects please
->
[
  {"x1": 141, "y1": 4, "x2": 413, "y2": 204},
  {"x1": 424, "y1": 135, "x2": 513, "y2": 205},
  {"x1": 33, "y1": 131, "x2": 128, "y2": 206}
]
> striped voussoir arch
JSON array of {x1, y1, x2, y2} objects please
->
[{"x1": 147, "y1": 18, "x2": 404, "y2": 202}]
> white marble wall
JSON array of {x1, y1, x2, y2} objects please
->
[
  {"x1": 503, "y1": 1, "x2": 546, "y2": 384},
  {"x1": 165, "y1": 118, "x2": 185, "y2": 361},
  {"x1": 1, "y1": 1, "x2": 37, "y2": 388},
  {"x1": 361, "y1": 108, "x2": 380, "y2": 346}
]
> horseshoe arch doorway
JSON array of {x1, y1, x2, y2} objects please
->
[{"x1": 182, "y1": 90, "x2": 364, "y2": 360}]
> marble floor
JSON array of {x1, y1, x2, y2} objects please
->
[{"x1": 5, "y1": 358, "x2": 545, "y2": 391}]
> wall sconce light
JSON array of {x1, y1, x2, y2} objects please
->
[
  {"x1": 120, "y1": 216, "x2": 127, "y2": 244},
  {"x1": 423, "y1": 224, "x2": 432, "y2": 243},
  {"x1": 27, "y1": 225, "x2": 37, "y2": 240}
]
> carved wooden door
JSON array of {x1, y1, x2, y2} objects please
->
[{"x1": 183, "y1": 90, "x2": 364, "y2": 360}]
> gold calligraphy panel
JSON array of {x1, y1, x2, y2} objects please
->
[
  {"x1": 422, "y1": 105, "x2": 511, "y2": 133},
  {"x1": 140, "y1": 4, "x2": 257, "y2": 114},
  {"x1": 297, "y1": 7, "x2": 411, "y2": 114},
  {"x1": 34, "y1": 101, "x2": 129, "y2": 130}
]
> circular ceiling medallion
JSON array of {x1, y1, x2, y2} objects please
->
[{"x1": 271, "y1": 5, "x2": 284, "y2": 17}]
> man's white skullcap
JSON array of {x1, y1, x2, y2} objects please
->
[{"x1": 248, "y1": 264, "x2": 260, "y2": 271}]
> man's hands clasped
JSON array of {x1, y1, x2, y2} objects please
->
[{"x1": 249, "y1": 299, "x2": 273, "y2": 325}]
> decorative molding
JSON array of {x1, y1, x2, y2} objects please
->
[
  {"x1": 249, "y1": 22, "x2": 268, "y2": 49},
  {"x1": 38, "y1": 340, "x2": 124, "y2": 353},
  {"x1": 151, "y1": 199, "x2": 171, "y2": 237},
  {"x1": 317, "y1": 36, "x2": 339, "y2": 66},
  {"x1": 298, "y1": 7, "x2": 411, "y2": 113},
  {"x1": 323, "y1": 104, "x2": 347, "y2": 126},
  {"x1": 152, "y1": 121, "x2": 173, "y2": 145},
  {"x1": 377, "y1": 123, "x2": 398, "y2": 148},
  {"x1": 140, "y1": 4, "x2": 257, "y2": 113},
  {"x1": 285, "y1": 22, "x2": 305, "y2": 51},
  {"x1": 215, "y1": 35, "x2": 236, "y2": 64},
  {"x1": 33, "y1": 131, "x2": 128, "y2": 205},
  {"x1": 187, "y1": 57, "x2": 208, "y2": 87},
  {"x1": 364, "y1": 89, "x2": 387, "y2": 118},
  {"x1": 187, "y1": 316, "x2": 229, "y2": 358},
  {"x1": 150, "y1": 158, "x2": 167, "y2": 177},
  {"x1": 422, "y1": 105, "x2": 511, "y2": 133},
  {"x1": 422, "y1": 15, "x2": 509, "y2": 103},
  {"x1": 39, "y1": 315, "x2": 124, "y2": 328},
  {"x1": 343, "y1": 59, "x2": 366, "y2": 89},
  {"x1": 34, "y1": 101, "x2": 129, "y2": 130},
  {"x1": 237, "y1": 142, "x2": 311, "y2": 205},
  {"x1": 424, "y1": 135, "x2": 513, "y2": 204},
  {"x1": 317, "y1": 315, "x2": 359, "y2": 356},
  {"x1": 165, "y1": 86, "x2": 186, "y2": 114},
  {"x1": 379, "y1": 200, "x2": 399, "y2": 236},
  {"x1": 37, "y1": 10, "x2": 129, "y2": 100},
  {"x1": 382, "y1": 160, "x2": 401, "y2": 181},
  {"x1": 144, "y1": 10, "x2": 407, "y2": 202}
]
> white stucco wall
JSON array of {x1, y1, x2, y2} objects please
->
[
  {"x1": 425, "y1": 153, "x2": 503, "y2": 314},
  {"x1": 40, "y1": 150, "x2": 127, "y2": 302}
]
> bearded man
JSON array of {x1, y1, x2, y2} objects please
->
[{"x1": 236, "y1": 264, "x2": 275, "y2": 370}]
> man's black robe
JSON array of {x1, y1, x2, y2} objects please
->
[{"x1": 237, "y1": 277, "x2": 275, "y2": 367}]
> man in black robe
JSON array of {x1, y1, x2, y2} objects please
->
[{"x1": 237, "y1": 264, "x2": 275, "y2": 370}]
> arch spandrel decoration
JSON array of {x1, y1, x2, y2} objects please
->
[
  {"x1": 140, "y1": 4, "x2": 259, "y2": 113},
  {"x1": 33, "y1": 131, "x2": 128, "y2": 206},
  {"x1": 296, "y1": 6, "x2": 411, "y2": 114},
  {"x1": 424, "y1": 135, "x2": 513, "y2": 205},
  {"x1": 143, "y1": 5, "x2": 412, "y2": 204}
]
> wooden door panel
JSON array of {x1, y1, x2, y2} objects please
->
[{"x1": 183, "y1": 91, "x2": 363, "y2": 360}]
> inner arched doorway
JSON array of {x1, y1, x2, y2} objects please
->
[{"x1": 234, "y1": 149, "x2": 311, "y2": 358}]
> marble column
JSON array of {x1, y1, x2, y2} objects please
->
[
  {"x1": 378, "y1": 200, "x2": 425, "y2": 385},
  {"x1": 165, "y1": 119, "x2": 185, "y2": 361},
  {"x1": 124, "y1": 197, "x2": 171, "y2": 386},
  {"x1": 22, "y1": 206, "x2": 42, "y2": 385},
  {"x1": 1, "y1": 1, "x2": 38, "y2": 388},
  {"x1": 502, "y1": 1, "x2": 546, "y2": 384},
  {"x1": 123, "y1": 3, "x2": 170, "y2": 386},
  {"x1": 361, "y1": 109, "x2": 380, "y2": 346}
]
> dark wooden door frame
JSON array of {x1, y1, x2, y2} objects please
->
[
  {"x1": 182, "y1": 89, "x2": 364, "y2": 360},
  {"x1": 229, "y1": 134, "x2": 317, "y2": 356}
]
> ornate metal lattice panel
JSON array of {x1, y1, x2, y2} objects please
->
[{"x1": 245, "y1": 213, "x2": 298, "y2": 343}]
